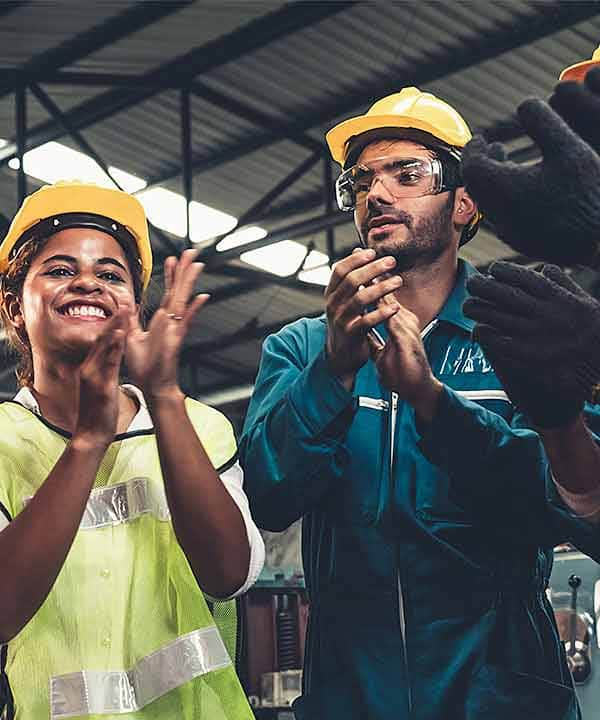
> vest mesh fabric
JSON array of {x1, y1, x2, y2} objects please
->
[{"x1": 0, "y1": 399, "x2": 253, "y2": 720}]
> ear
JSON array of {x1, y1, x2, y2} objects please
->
[
  {"x1": 453, "y1": 188, "x2": 477, "y2": 230},
  {"x1": 4, "y1": 292, "x2": 24, "y2": 332}
]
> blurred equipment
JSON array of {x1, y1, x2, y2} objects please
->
[
  {"x1": 237, "y1": 573, "x2": 308, "y2": 718},
  {"x1": 550, "y1": 545, "x2": 600, "y2": 711}
]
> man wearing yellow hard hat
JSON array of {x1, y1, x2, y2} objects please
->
[
  {"x1": 241, "y1": 86, "x2": 590, "y2": 718},
  {"x1": 0, "y1": 181, "x2": 264, "y2": 719}
]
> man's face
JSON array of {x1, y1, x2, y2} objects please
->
[{"x1": 353, "y1": 139, "x2": 457, "y2": 272}]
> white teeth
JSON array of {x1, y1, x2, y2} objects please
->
[{"x1": 64, "y1": 305, "x2": 106, "y2": 318}]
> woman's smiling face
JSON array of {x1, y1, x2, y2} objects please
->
[{"x1": 17, "y1": 228, "x2": 137, "y2": 362}]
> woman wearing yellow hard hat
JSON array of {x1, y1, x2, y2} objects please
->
[{"x1": 0, "y1": 181, "x2": 263, "y2": 719}]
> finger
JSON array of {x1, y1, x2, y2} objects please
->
[
  {"x1": 549, "y1": 81, "x2": 600, "y2": 144},
  {"x1": 460, "y1": 135, "x2": 521, "y2": 204},
  {"x1": 585, "y1": 65, "x2": 600, "y2": 94},
  {"x1": 517, "y1": 97, "x2": 585, "y2": 162},
  {"x1": 472, "y1": 324, "x2": 531, "y2": 365},
  {"x1": 180, "y1": 293, "x2": 210, "y2": 335},
  {"x1": 83, "y1": 324, "x2": 126, "y2": 377},
  {"x1": 160, "y1": 256, "x2": 177, "y2": 309},
  {"x1": 540, "y1": 264, "x2": 585, "y2": 296},
  {"x1": 487, "y1": 141, "x2": 508, "y2": 162},
  {"x1": 127, "y1": 305, "x2": 143, "y2": 334},
  {"x1": 103, "y1": 329, "x2": 126, "y2": 371},
  {"x1": 487, "y1": 261, "x2": 560, "y2": 299},
  {"x1": 462, "y1": 297, "x2": 534, "y2": 334},
  {"x1": 345, "y1": 300, "x2": 398, "y2": 337},
  {"x1": 169, "y1": 261, "x2": 205, "y2": 316},
  {"x1": 384, "y1": 302, "x2": 420, "y2": 346},
  {"x1": 325, "y1": 248, "x2": 377, "y2": 295},
  {"x1": 337, "y1": 275, "x2": 403, "y2": 324},
  {"x1": 331, "y1": 256, "x2": 398, "y2": 305},
  {"x1": 466, "y1": 273, "x2": 543, "y2": 314},
  {"x1": 366, "y1": 332, "x2": 385, "y2": 359},
  {"x1": 171, "y1": 248, "x2": 200, "y2": 295}
]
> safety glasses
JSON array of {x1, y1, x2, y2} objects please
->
[{"x1": 335, "y1": 155, "x2": 459, "y2": 212}]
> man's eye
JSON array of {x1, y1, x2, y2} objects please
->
[
  {"x1": 395, "y1": 170, "x2": 422, "y2": 184},
  {"x1": 354, "y1": 177, "x2": 372, "y2": 192}
]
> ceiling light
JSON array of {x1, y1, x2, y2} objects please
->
[
  {"x1": 217, "y1": 226, "x2": 267, "y2": 252},
  {"x1": 241, "y1": 240, "x2": 309, "y2": 277}
]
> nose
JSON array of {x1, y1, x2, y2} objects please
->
[
  {"x1": 366, "y1": 174, "x2": 393, "y2": 207},
  {"x1": 69, "y1": 271, "x2": 102, "y2": 294}
]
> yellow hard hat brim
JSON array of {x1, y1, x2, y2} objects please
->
[
  {"x1": 326, "y1": 114, "x2": 470, "y2": 167},
  {"x1": 559, "y1": 58, "x2": 600, "y2": 82},
  {"x1": 0, "y1": 182, "x2": 152, "y2": 289}
]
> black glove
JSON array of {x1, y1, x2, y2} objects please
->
[
  {"x1": 463, "y1": 261, "x2": 600, "y2": 427},
  {"x1": 461, "y1": 99, "x2": 600, "y2": 267},
  {"x1": 549, "y1": 66, "x2": 600, "y2": 154}
]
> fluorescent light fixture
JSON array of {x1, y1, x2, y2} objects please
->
[
  {"x1": 12, "y1": 142, "x2": 113, "y2": 185},
  {"x1": 136, "y1": 187, "x2": 237, "y2": 242},
  {"x1": 217, "y1": 226, "x2": 267, "y2": 252},
  {"x1": 241, "y1": 240, "x2": 309, "y2": 277},
  {"x1": 137, "y1": 188, "x2": 188, "y2": 236},
  {"x1": 189, "y1": 200, "x2": 237, "y2": 243},
  {"x1": 3, "y1": 137, "x2": 252, "y2": 249},
  {"x1": 5, "y1": 141, "x2": 148, "y2": 195},
  {"x1": 298, "y1": 249, "x2": 332, "y2": 285}
]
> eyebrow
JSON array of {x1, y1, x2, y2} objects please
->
[{"x1": 42, "y1": 254, "x2": 129, "y2": 273}]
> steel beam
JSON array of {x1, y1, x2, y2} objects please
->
[
  {"x1": 144, "y1": 1, "x2": 600, "y2": 189},
  {"x1": 15, "y1": 85, "x2": 26, "y2": 204},
  {"x1": 0, "y1": 2, "x2": 353, "y2": 166},
  {"x1": 181, "y1": 89, "x2": 192, "y2": 246},
  {"x1": 0, "y1": 2, "x2": 190, "y2": 99}
]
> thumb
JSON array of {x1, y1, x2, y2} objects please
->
[
  {"x1": 460, "y1": 135, "x2": 520, "y2": 203},
  {"x1": 541, "y1": 264, "x2": 586, "y2": 296},
  {"x1": 517, "y1": 97, "x2": 586, "y2": 164}
]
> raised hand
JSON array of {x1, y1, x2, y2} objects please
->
[
  {"x1": 73, "y1": 305, "x2": 128, "y2": 447},
  {"x1": 549, "y1": 66, "x2": 600, "y2": 154},
  {"x1": 368, "y1": 295, "x2": 442, "y2": 422},
  {"x1": 464, "y1": 261, "x2": 600, "y2": 427},
  {"x1": 124, "y1": 248, "x2": 209, "y2": 401},
  {"x1": 461, "y1": 99, "x2": 600, "y2": 267},
  {"x1": 325, "y1": 248, "x2": 402, "y2": 386}
]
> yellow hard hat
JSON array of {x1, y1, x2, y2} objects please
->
[
  {"x1": 560, "y1": 44, "x2": 600, "y2": 82},
  {"x1": 326, "y1": 86, "x2": 480, "y2": 243},
  {"x1": 326, "y1": 86, "x2": 473, "y2": 167},
  {"x1": 0, "y1": 181, "x2": 152, "y2": 289}
]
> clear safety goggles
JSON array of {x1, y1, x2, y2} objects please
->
[{"x1": 335, "y1": 155, "x2": 460, "y2": 212}]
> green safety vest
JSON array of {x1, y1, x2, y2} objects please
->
[{"x1": 0, "y1": 398, "x2": 254, "y2": 720}]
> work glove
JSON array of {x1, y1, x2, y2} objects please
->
[
  {"x1": 549, "y1": 66, "x2": 600, "y2": 155},
  {"x1": 461, "y1": 99, "x2": 600, "y2": 268},
  {"x1": 463, "y1": 261, "x2": 600, "y2": 427}
]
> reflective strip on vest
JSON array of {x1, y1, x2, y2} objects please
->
[
  {"x1": 50, "y1": 626, "x2": 231, "y2": 718},
  {"x1": 25, "y1": 477, "x2": 171, "y2": 529}
]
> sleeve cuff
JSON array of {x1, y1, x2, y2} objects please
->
[
  {"x1": 209, "y1": 461, "x2": 266, "y2": 600},
  {"x1": 552, "y1": 471, "x2": 600, "y2": 524}
]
